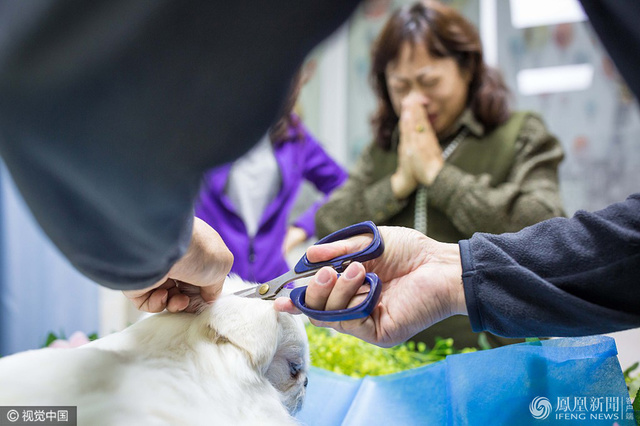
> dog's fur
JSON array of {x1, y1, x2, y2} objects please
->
[{"x1": 0, "y1": 276, "x2": 309, "y2": 425}]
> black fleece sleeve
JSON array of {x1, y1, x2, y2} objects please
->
[
  {"x1": 0, "y1": 0, "x2": 358, "y2": 290},
  {"x1": 460, "y1": 193, "x2": 640, "y2": 338}
]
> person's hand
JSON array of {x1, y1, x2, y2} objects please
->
[
  {"x1": 282, "y1": 225, "x2": 308, "y2": 255},
  {"x1": 391, "y1": 110, "x2": 419, "y2": 199},
  {"x1": 123, "y1": 217, "x2": 234, "y2": 314},
  {"x1": 399, "y1": 93, "x2": 444, "y2": 187},
  {"x1": 274, "y1": 226, "x2": 467, "y2": 347}
]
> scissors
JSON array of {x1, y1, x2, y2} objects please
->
[{"x1": 234, "y1": 221, "x2": 384, "y2": 322}]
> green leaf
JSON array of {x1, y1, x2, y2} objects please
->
[
  {"x1": 633, "y1": 387, "x2": 640, "y2": 426},
  {"x1": 624, "y1": 362, "x2": 639, "y2": 378},
  {"x1": 477, "y1": 333, "x2": 492, "y2": 351},
  {"x1": 626, "y1": 362, "x2": 640, "y2": 401},
  {"x1": 43, "y1": 331, "x2": 64, "y2": 347}
]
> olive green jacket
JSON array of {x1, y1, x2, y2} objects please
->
[
  {"x1": 316, "y1": 109, "x2": 565, "y2": 242},
  {"x1": 315, "y1": 109, "x2": 566, "y2": 349}
]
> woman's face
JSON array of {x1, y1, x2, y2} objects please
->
[{"x1": 385, "y1": 41, "x2": 471, "y2": 136}]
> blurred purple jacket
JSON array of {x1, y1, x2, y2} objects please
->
[{"x1": 195, "y1": 121, "x2": 347, "y2": 283}]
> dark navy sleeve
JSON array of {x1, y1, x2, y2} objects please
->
[
  {"x1": 0, "y1": 1, "x2": 358, "y2": 290},
  {"x1": 460, "y1": 193, "x2": 640, "y2": 337}
]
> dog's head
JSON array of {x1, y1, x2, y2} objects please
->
[{"x1": 189, "y1": 276, "x2": 309, "y2": 415}]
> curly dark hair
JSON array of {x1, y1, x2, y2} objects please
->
[{"x1": 371, "y1": 0, "x2": 511, "y2": 150}]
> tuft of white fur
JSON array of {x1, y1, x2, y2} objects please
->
[{"x1": 0, "y1": 275, "x2": 309, "y2": 426}]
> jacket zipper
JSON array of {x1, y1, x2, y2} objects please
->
[{"x1": 248, "y1": 237, "x2": 256, "y2": 281}]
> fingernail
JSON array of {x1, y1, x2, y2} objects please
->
[
  {"x1": 345, "y1": 264, "x2": 360, "y2": 280},
  {"x1": 316, "y1": 268, "x2": 332, "y2": 285},
  {"x1": 161, "y1": 293, "x2": 168, "y2": 304}
]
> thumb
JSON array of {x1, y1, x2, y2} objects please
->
[{"x1": 306, "y1": 234, "x2": 372, "y2": 263}]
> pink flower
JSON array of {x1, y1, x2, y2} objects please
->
[{"x1": 49, "y1": 331, "x2": 91, "y2": 348}]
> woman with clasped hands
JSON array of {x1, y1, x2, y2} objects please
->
[{"x1": 315, "y1": 0, "x2": 566, "y2": 349}]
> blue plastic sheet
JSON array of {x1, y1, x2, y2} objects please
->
[{"x1": 296, "y1": 336, "x2": 634, "y2": 425}]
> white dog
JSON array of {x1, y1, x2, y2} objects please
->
[{"x1": 0, "y1": 276, "x2": 309, "y2": 425}]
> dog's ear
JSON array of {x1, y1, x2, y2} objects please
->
[{"x1": 205, "y1": 296, "x2": 279, "y2": 371}]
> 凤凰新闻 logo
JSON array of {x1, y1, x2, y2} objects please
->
[{"x1": 530, "y1": 396, "x2": 552, "y2": 420}]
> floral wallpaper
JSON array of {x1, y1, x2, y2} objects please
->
[{"x1": 497, "y1": 4, "x2": 640, "y2": 214}]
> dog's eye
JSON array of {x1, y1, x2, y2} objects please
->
[{"x1": 289, "y1": 362, "x2": 302, "y2": 377}]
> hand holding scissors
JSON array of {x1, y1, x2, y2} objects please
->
[
  {"x1": 234, "y1": 221, "x2": 384, "y2": 322},
  {"x1": 276, "y1": 226, "x2": 466, "y2": 348}
]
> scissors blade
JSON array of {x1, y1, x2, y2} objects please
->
[
  {"x1": 232, "y1": 286, "x2": 262, "y2": 298},
  {"x1": 232, "y1": 269, "x2": 303, "y2": 299},
  {"x1": 259, "y1": 269, "x2": 304, "y2": 299}
]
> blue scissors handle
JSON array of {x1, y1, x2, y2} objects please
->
[
  {"x1": 293, "y1": 221, "x2": 384, "y2": 275},
  {"x1": 289, "y1": 272, "x2": 381, "y2": 322}
]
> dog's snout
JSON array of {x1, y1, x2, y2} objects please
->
[{"x1": 304, "y1": 377, "x2": 308, "y2": 387}]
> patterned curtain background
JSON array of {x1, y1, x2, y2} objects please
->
[{"x1": 497, "y1": 2, "x2": 640, "y2": 214}]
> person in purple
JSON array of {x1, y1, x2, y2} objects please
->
[{"x1": 195, "y1": 68, "x2": 347, "y2": 283}]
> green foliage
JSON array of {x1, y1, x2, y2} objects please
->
[
  {"x1": 44, "y1": 331, "x2": 65, "y2": 347},
  {"x1": 622, "y1": 362, "x2": 640, "y2": 425},
  {"x1": 625, "y1": 362, "x2": 640, "y2": 399},
  {"x1": 43, "y1": 331, "x2": 98, "y2": 347},
  {"x1": 306, "y1": 323, "x2": 476, "y2": 378},
  {"x1": 478, "y1": 332, "x2": 494, "y2": 350},
  {"x1": 633, "y1": 387, "x2": 640, "y2": 426}
]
